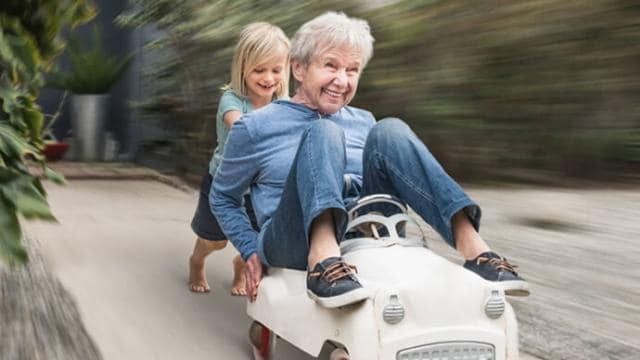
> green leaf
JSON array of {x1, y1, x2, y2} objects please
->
[
  {"x1": 0, "y1": 16, "x2": 42, "y2": 87},
  {"x1": 1, "y1": 176, "x2": 55, "y2": 220},
  {"x1": 44, "y1": 166, "x2": 67, "y2": 185},
  {"x1": 0, "y1": 168, "x2": 20, "y2": 183},
  {"x1": 0, "y1": 123, "x2": 40, "y2": 159},
  {"x1": 0, "y1": 76, "x2": 23, "y2": 124},
  {"x1": 22, "y1": 99, "x2": 44, "y2": 143},
  {"x1": 0, "y1": 196, "x2": 28, "y2": 266}
]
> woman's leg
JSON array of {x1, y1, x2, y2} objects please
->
[
  {"x1": 260, "y1": 119, "x2": 348, "y2": 270},
  {"x1": 260, "y1": 120, "x2": 368, "y2": 307},
  {"x1": 362, "y1": 118, "x2": 527, "y2": 295},
  {"x1": 362, "y1": 117, "x2": 481, "y2": 248}
]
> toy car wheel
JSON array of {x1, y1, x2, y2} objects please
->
[
  {"x1": 249, "y1": 321, "x2": 276, "y2": 360},
  {"x1": 328, "y1": 347, "x2": 350, "y2": 360}
]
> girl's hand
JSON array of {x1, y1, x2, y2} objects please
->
[
  {"x1": 244, "y1": 253, "x2": 263, "y2": 302},
  {"x1": 223, "y1": 110, "x2": 242, "y2": 129}
]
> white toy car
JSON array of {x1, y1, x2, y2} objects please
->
[{"x1": 248, "y1": 194, "x2": 520, "y2": 360}]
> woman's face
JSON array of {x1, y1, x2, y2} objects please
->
[
  {"x1": 292, "y1": 47, "x2": 362, "y2": 115},
  {"x1": 245, "y1": 55, "x2": 287, "y2": 102}
]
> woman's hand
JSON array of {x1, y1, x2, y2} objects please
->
[{"x1": 244, "y1": 253, "x2": 263, "y2": 302}]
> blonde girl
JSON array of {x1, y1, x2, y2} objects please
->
[{"x1": 189, "y1": 22, "x2": 290, "y2": 294}]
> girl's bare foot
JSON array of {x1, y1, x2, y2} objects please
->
[
  {"x1": 189, "y1": 255, "x2": 210, "y2": 293},
  {"x1": 188, "y1": 238, "x2": 227, "y2": 293},
  {"x1": 230, "y1": 255, "x2": 247, "y2": 296}
]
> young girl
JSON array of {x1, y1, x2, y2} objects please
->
[{"x1": 189, "y1": 22, "x2": 290, "y2": 294}]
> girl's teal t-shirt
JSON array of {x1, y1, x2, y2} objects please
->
[{"x1": 208, "y1": 90, "x2": 253, "y2": 176}]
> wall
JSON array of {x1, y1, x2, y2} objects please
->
[{"x1": 38, "y1": 0, "x2": 135, "y2": 158}]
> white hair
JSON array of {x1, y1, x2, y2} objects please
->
[{"x1": 291, "y1": 12, "x2": 374, "y2": 68}]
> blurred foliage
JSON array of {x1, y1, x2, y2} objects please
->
[
  {"x1": 117, "y1": 0, "x2": 360, "y2": 174},
  {"x1": 122, "y1": 0, "x2": 639, "y2": 183},
  {"x1": 358, "y1": 0, "x2": 640, "y2": 182},
  {"x1": 0, "y1": 0, "x2": 95, "y2": 266},
  {"x1": 48, "y1": 26, "x2": 132, "y2": 94}
]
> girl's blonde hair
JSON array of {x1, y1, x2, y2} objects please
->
[{"x1": 225, "y1": 22, "x2": 290, "y2": 99}]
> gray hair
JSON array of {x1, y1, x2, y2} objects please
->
[{"x1": 291, "y1": 12, "x2": 374, "y2": 68}]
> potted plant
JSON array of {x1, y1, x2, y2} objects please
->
[{"x1": 48, "y1": 26, "x2": 131, "y2": 161}]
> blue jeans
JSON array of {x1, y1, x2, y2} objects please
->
[{"x1": 259, "y1": 118, "x2": 481, "y2": 270}]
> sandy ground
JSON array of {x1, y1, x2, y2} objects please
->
[{"x1": 24, "y1": 179, "x2": 638, "y2": 359}]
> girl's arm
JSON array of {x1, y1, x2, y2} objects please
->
[{"x1": 223, "y1": 110, "x2": 242, "y2": 129}]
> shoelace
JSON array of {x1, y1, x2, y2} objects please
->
[
  {"x1": 309, "y1": 260, "x2": 358, "y2": 283},
  {"x1": 476, "y1": 256, "x2": 519, "y2": 275}
]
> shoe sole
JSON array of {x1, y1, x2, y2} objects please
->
[
  {"x1": 306, "y1": 287, "x2": 370, "y2": 308},
  {"x1": 499, "y1": 280, "x2": 530, "y2": 297}
]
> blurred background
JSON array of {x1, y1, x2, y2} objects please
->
[{"x1": 40, "y1": 0, "x2": 640, "y2": 184}]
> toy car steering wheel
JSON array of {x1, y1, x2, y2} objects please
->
[{"x1": 343, "y1": 194, "x2": 426, "y2": 249}]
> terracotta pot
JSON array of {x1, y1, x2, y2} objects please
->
[{"x1": 43, "y1": 142, "x2": 70, "y2": 162}]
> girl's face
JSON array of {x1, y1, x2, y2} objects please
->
[{"x1": 245, "y1": 55, "x2": 287, "y2": 102}]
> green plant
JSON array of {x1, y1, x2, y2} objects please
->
[
  {"x1": 48, "y1": 26, "x2": 131, "y2": 94},
  {"x1": 0, "y1": 0, "x2": 96, "y2": 266}
]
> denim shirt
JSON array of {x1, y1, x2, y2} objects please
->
[{"x1": 211, "y1": 100, "x2": 376, "y2": 261}]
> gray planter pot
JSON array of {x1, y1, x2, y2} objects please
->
[{"x1": 70, "y1": 94, "x2": 109, "y2": 161}]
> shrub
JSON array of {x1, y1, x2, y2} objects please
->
[{"x1": 0, "y1": 0, "x2": 96, "y2": 265}]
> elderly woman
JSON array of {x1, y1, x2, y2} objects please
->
[{"x1": 212, "y1": 12, "x2": 528, "y2": 308}]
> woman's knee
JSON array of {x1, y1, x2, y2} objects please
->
[{"x1": 368, "y1": 117, "x2": 414, "y2": 146}]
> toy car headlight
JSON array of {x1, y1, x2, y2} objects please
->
[
  {"x1": 383, "y1": 294, "x2": 405, "y2": 324},
  {"x1": 484, "y1": 290, "x2": 505, "y2": 319}
]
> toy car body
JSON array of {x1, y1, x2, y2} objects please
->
[{"x1": 248, "y1": 194, "x2": 520, "y2": 360}]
